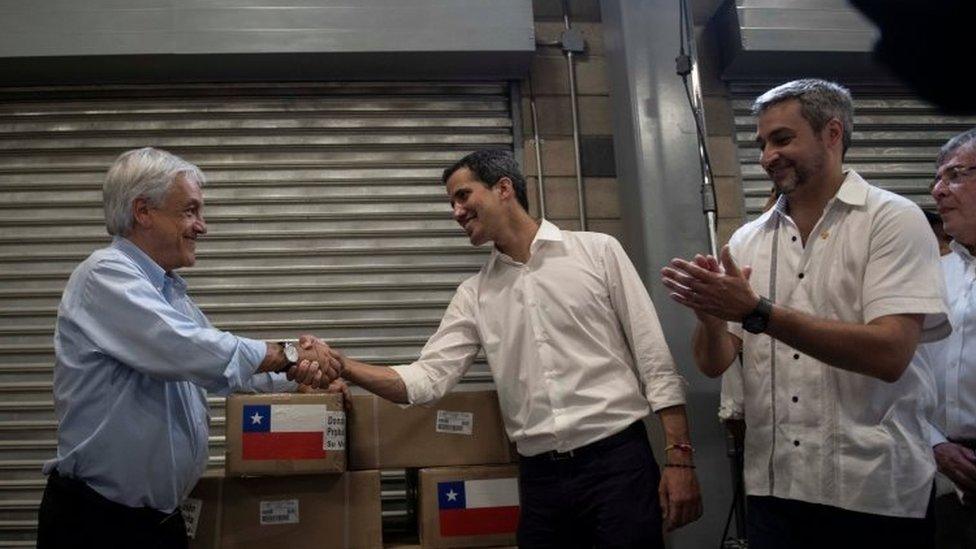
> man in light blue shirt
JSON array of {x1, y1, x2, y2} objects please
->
[{"x1": 37, "y1": 147, "x2": 341, "y2": 548}]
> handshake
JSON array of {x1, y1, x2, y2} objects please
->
[{"x1": 281, "y1": 334, "x2": 344, "y2": 389}]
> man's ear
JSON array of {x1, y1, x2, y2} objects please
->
[
  {"x1": 495, "y1": 177, "x2": 514, "y2": 201},
  {"x1": 823, "y1": 118, "x2": 844, "y2": 150},
  {"x1": 132, "y1": 197, "x2": 153, "y2": 229}
]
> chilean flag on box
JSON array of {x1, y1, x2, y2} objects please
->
[
  {"x1": 242, "y1": 404, "x2": 327, "y2": 460},
  {"x1": 437, "y1": 478, "x2": 520, "y2": 536}
]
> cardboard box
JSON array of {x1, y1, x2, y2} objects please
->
[
  {"x1": 348, "y1": 391, "x2": 514, "y2": 470},
  {"x1": 226, "y1": 392, "x2": 346, "y2": 476},
  {"x1": 182, "y1": 475, "x2": 223, "y2": 549},
  {"x1": 418, "y1": 465, "x2": 520, "y2": 548},
  {"x1": 221, "y1": 471, "x2": 382, "y2": 549}
]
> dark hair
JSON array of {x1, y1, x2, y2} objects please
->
[
  {"x1": 937, "y1": 128, "x2": 976, "y2": 166},
  {"x1": 442, "y1": 149, "x2": 529, "y2": 211},
  {"x1": 752, "y1": 79, "x2": 854, "y2": 156}
]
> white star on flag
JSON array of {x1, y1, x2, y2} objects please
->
[
  {"x1": 250, "y1": 412, "x2": 263, "y2": 425},
  {"x1": 446, "y1": 489, "x2": 458, "y2": 501}
]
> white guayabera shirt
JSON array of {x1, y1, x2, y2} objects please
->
[
  {"x1": 915, "y1": 241, "x2": 976, "y2": 498},
  {"x1": 727, "y1": 170, "x2": 949, "y2": 518},
  {"x1": 393, "y1": 219, "x2": 687, "y2": 457}
]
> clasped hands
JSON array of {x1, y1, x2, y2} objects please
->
[
  {"x1": 282, "y1": 334, "x2": 344, "y2": 389},
  {"x1": 660, "y1": 244, "x2": 759, "y2": 322}
]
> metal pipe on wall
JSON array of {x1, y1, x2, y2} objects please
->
[
  {"x1": 561, "y1": 0, "x2": 588, "y2": 230},
  {"x1": 528, "y1": 79, "x2": 548, "y2": 218}
]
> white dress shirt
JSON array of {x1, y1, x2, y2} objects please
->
[
  {"x1": 392, "y1": 220, "x2": 687, "y2": 456},
  {"x1": 727, "y1": 170, "x2": 949, "y2": 518},
  {"x1": 919, "y1": 241, "x2": 976, "y2": 446}
]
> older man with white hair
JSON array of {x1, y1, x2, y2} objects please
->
[
  {"x1": 36, "y1": 147, "x2": 342, "y2": 548},
  {"x1": 917, "y1": 128, "x2": 976, "y2": 547}
]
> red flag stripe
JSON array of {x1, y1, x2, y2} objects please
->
[
  {"x1": 439, "y1": 506, "x2": 520, "y2": 536},
  {"x1": 242, "y1": 432, "x2": 326, "y2": 460}
]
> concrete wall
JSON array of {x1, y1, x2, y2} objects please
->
[
  {"x1": 520, "y1": 0, "x2": 622, "y2": 239},
  {"x1": 694, "y1": 0, "x2": 747, "y2": 246}
]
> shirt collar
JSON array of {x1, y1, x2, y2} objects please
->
[
  {"x1": 833, "y1": 169, "x2": 869, "y2": 207},
  {"x1": 111, "y1": 237, "x2": 187, "y2": 293},
  {"x1": 950, "y1": 239, "x2": 976, "y2": 263},
  {"x1": 489, "y1": 219, "x2": 564, "y2": 267},
  {"x1": 762, "y1": 169, "x2": 868, "y2": 228}
]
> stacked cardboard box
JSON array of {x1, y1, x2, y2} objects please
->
[
  {"x1": 346, "y1": 389, "x2": 520, "y2": 548},
  {"x1": 225, "y1": 392, "x2": 346, "y2": 476},
  {"x1": 347, "y1": 390, "x2": 515, "y2": 470},
  {"x1": 181, "y1": 472, "x2": 382, "y2": 549},
  {"x1": 181, "y1": 391, "x2": 384, "y2": 548},
  {"x1": 417, "y1": 465, "x2": 520, "y2": 548}
]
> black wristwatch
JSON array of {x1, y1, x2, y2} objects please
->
[
  {"x1": 742, "y1": 296, "x2": 773, "y2": 334},
  {"x1": 277, "y1": 341, "x2": 299, "y2": 372}
]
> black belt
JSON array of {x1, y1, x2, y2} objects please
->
[
  {"x1": 47, "y1": 470, "x2": 180, "y2": 527},
  {"x1": 522, "y1": 421, "x2": 646, "y2": 462}
]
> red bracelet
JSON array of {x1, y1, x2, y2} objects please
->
[{"x1": 664, "y1": 463, "x2": 696, "y2": 469}]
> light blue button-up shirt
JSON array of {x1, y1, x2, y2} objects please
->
[{"x1": 43, "y1": 237, "x2": 293, "y2": 512}]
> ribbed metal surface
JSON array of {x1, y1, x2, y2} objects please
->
[
  {"x1": 0, "y1": 82, "x2": 511, "y2": 544},
  {"x1": 730, "y1": 85, "x2": 976, "y2": 219}
]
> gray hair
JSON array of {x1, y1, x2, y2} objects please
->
[
  {"x1": 752, "y1": 79, "x2": 855, "y2": 156},
  {"x1": 937, "y1": 128, "x2": 976, "y2": 166},
  {"x1": 103, "y1": 147, "x2": 205, "y2": 236}
]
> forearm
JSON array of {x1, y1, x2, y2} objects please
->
[
  {"x1": 692, "y1": 318, "x2": 738, "y2": 378},
  {"x1": 341, "y1": 357, "x2": 409, "y2": 404},
  {"x1": 765, "y1": 306, "x2": 921, "y2": 382},
  {"x1": 656, "y1": 405, "x2": 695, "y2": 465}
]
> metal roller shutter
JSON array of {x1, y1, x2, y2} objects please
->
[
  {"x1": 730, "y1": 83, "x2": 976, "y2": 219},
  {"x1": 0, "y1": 82, "x2": 514, "y2": 545}
]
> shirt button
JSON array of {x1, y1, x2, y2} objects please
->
[
  {"x1": 793, "y1": 440, "x2": 800, "y2": 447},
  {"x1": 793, "y1": 353, "x2": 800, "y2": 360},
  {"x1": 792, "y1": 396, "x2": 799, "y2": 403},
  {"x1": 791, "y1": 236, "x2": 797, "y2": 242},
  {"x1": 798, "y1": 273, "x2": 805, "y2": 279}
]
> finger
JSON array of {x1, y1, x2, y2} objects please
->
[
  {"x1": 658, "y1": 484, "x2": 671, "y2": 531},
  {"x1": 298, "y1": 334, "x2": 315, "y2": 350},
  {"x1": 669, "y1": 257, "x2": 720, "y2": 283},
  {"x1": 661, "y1": 278, "x2": 698, "y2": 305},
  {"x1": 705, "y1": 255, "x2": 720, "y2": 272},
  {"x1": 720, "y1": 245, "x2": 741, "y2": 277},
  {"x1": 661, "y1": 266, "x2": 703, "y2": 290},
  {"x1": 743, "y1": 265, "x2": 753, "y2": 280},
  {"x1": 303, "y1": 361, "x2": 322, "y2": 385}
]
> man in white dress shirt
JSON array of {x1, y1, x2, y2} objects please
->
[
  {"x1": 319, "y1": 149, "x2": 701, "y2": 547},
  {"x1": 919, "y1": 128, "x2": 976, "y2": 547},
  {"x1": 661, "y1": 79, "x2": 949, "y2": 548}
]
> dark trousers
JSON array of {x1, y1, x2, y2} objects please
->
[
  {"x1": 37, "y1": 471, "x2": 188, "y2": 549},
  {"x1": 747, "y1": 495, "x2": 935, "y2": 549},
  {"x1": 934, "y1": 492, "x2": 976, "y2": 549},
  {"x1": 517, "y1": 422, "x2": 664, "y2": 549}
]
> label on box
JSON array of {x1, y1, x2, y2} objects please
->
[
  {"x1": 435, "y1": 410, "x2": 474, "y2": 435},
  {"x1": 181, "y1": 498, "x2": 203, "y2": 539},
  {"x1": 325, "y1": 411, "x2": 346, "y2": 451},
  {"x1": 259, "y1": 499, "x2": 300, "y2": 525}
]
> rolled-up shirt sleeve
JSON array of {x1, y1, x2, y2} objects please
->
[
  {"x1": 390, "y1": 281, "x2": 481, "y2": 405},
  {"x1": 604, "y1": 237, "x2": 687, "y2": 411},
  {"x1": 70, "y1": 256, "x2": 264, "y2": 393}
]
